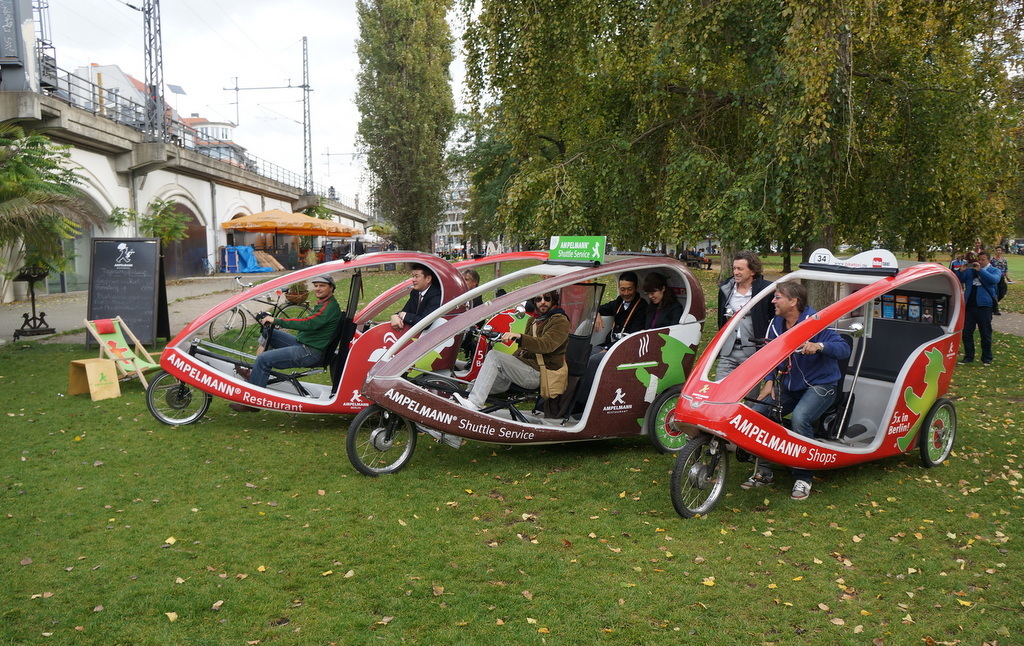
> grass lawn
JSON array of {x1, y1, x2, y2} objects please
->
[{"x1": 1, "y1": 255, "x2": 1021, "y2": 644}]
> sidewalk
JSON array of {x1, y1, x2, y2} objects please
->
[{"x1": 0, "y1": 272, "x2": 290, "y2": 346}]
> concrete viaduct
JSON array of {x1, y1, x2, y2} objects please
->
[{"x1": 1, "y1": 90, "x2": 367, "y2": 302}]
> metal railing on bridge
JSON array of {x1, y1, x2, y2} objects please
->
[{"x1": 36, "y1": 62, "x2": 358, "y2": 211}]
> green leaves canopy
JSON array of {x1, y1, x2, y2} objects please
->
[
  {"x1": 461, "y1": 0, "x2": 1022, "y2": 256},
  {"x1": 0, "y1": 124, "x2": 99, "y2": 271}
]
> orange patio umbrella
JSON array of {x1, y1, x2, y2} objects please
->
[{"x1": 222, "y1": 209, "x2": 359, "y2": 237}]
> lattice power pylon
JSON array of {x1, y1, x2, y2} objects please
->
[{"x1": 142, "y1": 0, "x2": 167, "y2": 142}]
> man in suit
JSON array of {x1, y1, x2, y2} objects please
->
[{"x1": 390, "y1": 263, "x2": 441, "y2": 330}]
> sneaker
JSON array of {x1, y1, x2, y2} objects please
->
[
  {"x1": 453, "y1": 392, "x2": 480, "y2": 411},
  {"x1": 982, "y1": 360, "x2": 992, "y2": 366},
  {"x1": 958, "y1": 358, "x2": 974, "y2": 365},
  {"x1": 791, "y1": 480, "x2": 812, "y2": 500},
  {"x1": 740, "y1": 471, "x2": 774, "y2": 490}
]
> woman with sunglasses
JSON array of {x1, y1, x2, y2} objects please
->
[{"x1": 455, "y1": 291, "x2": 570, "y2": 411}]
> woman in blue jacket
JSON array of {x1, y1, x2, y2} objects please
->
[{"x1": 746, "y1": 281, "x2": 850, "y2": 500}]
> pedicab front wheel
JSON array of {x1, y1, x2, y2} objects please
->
[
  {"x1": 670, "y1": 433, "x2": 729, "y2": 518},
  {"x1": 920, "y1": 398, "x2": 957, "y2": 467},
  {"x1": 347, "y1": 404, "x2": 417, "y2": 476},
  {"x1": 146, "y1": 370, "x2": 212, "y2": 425}
]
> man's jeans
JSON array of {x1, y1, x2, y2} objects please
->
[
  {"x1": 756, "y1": 383, "x2": 837, "y2": 483},
  {"x1": 251, "y1": 329, "x2": 322, "y2": 388},
  {"x1": 963, "y1": 305, "x2": 993, "y2": 363},
  {"x1": 468, "y1": 351, "x2": 540, "y2": 408}
]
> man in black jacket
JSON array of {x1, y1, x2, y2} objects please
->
[
  {"x1": 716, "y1": 250, "x2": 774, "y2": 379},
  {"x1": 390, "y1": 263, "x2": 441, "y2": 330}
]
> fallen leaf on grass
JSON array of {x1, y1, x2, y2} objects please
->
[
  {"x1": 432, "y1": 585, "x2": 444, "y2": 596},
  {"x1": 377, "y1": 616, "x2": 394, "y2": 625},
  {"x1": 522, "y1": 590, "x2": 533, "y2": 600},
  {"x1": 526, "y1": 617, "x2": 538, "y2": 624},
  {"x1": 20, "y1": 557, "x2": 32, "y2": 566},
  {"x1": 344, "y1": 570, "x2": 355, "y2": 578},
  {"x1": 165, "y1": 537, "x2": 176, "y2": 545},
  {"x1": 212, "y1": 600, "x2": 224, "y2": 610}
]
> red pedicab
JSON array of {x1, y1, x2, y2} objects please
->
[
  {"x1": 346, "y1": 254, "x2": 706, "y2": 475},
  {"x1": 145, "y1": 251, "x2": 545, "y2": 424},
  {"x1": 668, "y1": 249, "x2": 964, "y2": 517}
]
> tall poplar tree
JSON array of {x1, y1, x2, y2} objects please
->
[{"x1": 356, "y1": 0, "x2": 455, "y2": 251}]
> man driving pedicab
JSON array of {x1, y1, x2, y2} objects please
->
[{"x1": 746, "y1": 282, "x2": 850, "y2": 500}]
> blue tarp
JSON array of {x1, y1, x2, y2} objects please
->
[{"x1": 230, "y1": 246, "x2": 273, "y2": 273}]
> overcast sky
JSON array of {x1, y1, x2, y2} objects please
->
[{"x1": 47, "y1": 0, "x2": 466, "y2": 206}]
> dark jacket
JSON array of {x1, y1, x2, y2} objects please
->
[
  {"x1": 718, "y1": 276, "x2": 774, "y2": 338},
  {"x1": 516, "y1": 308, "x2": 570, "y2": 370},
  {"x1": 400, "y1": 283, "x2": 442, "y2": 326},
  {"x1": 276, "y1": 297, "x2": 342, "y2": 352},
  {"x1": 598, "y1": 296, "x2": 647, "y2": 346},
  {"x1": 645, "y1": 300, "x2": 684, "y2": 329}
]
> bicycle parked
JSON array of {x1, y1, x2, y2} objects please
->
[{"x1": 206, "y1": 276, "x2": 312, "y2": 353}]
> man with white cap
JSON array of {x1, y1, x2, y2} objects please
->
[{"x1": 232, "y1": 274, "x2": 342, "y2": 411}]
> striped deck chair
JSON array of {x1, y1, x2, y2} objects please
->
[{"x1": 84, "y1": 317, "x2": 162, "y2": 389}]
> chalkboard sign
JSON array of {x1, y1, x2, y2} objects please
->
[{"x1": 87, "y1": 238, "x2": 162, "y2": 345}]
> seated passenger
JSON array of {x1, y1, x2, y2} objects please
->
[
  {"x1": 232, "y1": 275, "x2": 342, "y2": 411},
  {"x1": 642, "y1": 272, "x2": 683, "y2": 328},
  {"x1": 454, "y1": 291, "x2": 569, "y2": 410},
  {"x1": 593, "y1": 271, "x2": 647, "y2": 349},
  {"x1": 574, "y1": 272, "x2": 680, "y2": 409},
  {"x1": 390, "y1": 263, "x2": 441, "y2": 331},
  {"x1": 745, "y1": 282, "x2": 850, "y2": 500}
]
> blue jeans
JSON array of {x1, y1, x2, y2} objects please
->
[
  {"x1": 758, "y1": 383, "x2": 837, "y2": 483},
  {"x1": 962, "y1": 305, "x2": 993, "y2": 363},
  {"x1": 251, "y1": 329, "x2": 323, "y2": 388}
]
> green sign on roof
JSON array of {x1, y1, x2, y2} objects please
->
[{"x1": 549, "y1": 236, "x2": 606, "y2": 263}]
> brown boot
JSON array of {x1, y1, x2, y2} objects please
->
[
  {"x1": 229, "y1": 402, "x2": 258, "y2": 413},
  {"x1": 234, "y1": 365, "x2": 251, "y2": 380}
]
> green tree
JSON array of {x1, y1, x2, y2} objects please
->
[
  {"x1": 0, "y1": 124, "x2": 100, "y2": 287},
  {"x1": 356, "y1": 0, "x2": 456, "y2": 251},
  {"x1": 109, "y1": 198, "x2": 190, "y2": 245},
  {"x1": 461, "y1": 0, "x2": 1022, "y2": 258}
]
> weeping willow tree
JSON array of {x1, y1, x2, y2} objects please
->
[{"x1": 460, "y1": 0, "x2": 1023, "y2": 259}]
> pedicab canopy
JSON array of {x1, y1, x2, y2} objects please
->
[{"x1": 221, "y1": 209, "x2": 359, "y2": 237}]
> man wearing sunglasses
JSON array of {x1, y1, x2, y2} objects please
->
[{"x1": 455, "y1": 291, "x2": 570, "y2": 410}]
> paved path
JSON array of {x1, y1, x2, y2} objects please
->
[
  {"x1": 2, "y1": 274, "x2": 1023, "y2": 346},
  {"x1": 0, "y1": 272, "x2": 290, "y2": 346}
]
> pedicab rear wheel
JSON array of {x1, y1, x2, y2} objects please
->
[
  {"x1": 670, "y1": 433, "x2": 729, "y2": 518},
  {"x1": 919, "y1": 398, "x2": 956, "y2": 467},
  {"x1": 347, "y1": 404, "x2": 417, "y2": 476},
  {"x1": 644, "y1": 388, "x2": 688, "y2": 453},
  {"x1": 146, "y1": 370, "x2": 212, "y2": 425}
]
